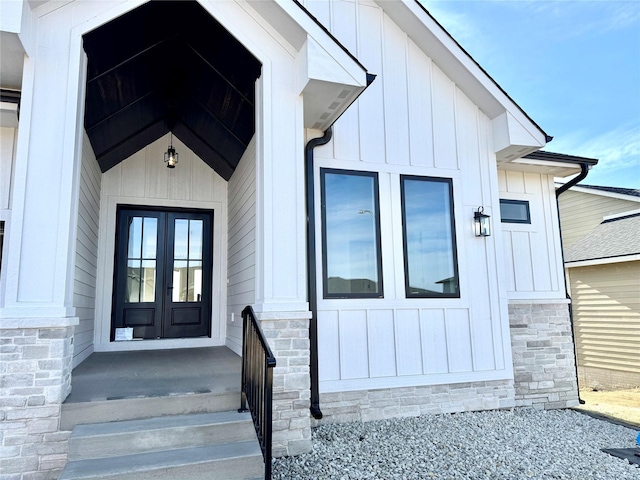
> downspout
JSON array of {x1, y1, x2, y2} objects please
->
[
  {"x1": 555, "y1": 163, "x2": 590, "y2": 405},
  {"x1": 305, "y1": 73, "x2": 375, "y2": 420},
  {"x1": 305, "y1": 127, "x2": 333, "y2": 419}
]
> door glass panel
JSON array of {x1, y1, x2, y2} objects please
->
[
  {"x1": 142, "y1": 218, "x2": 158, "y2": 258},
  {"x1": 172, "y1": 219, "x2": 205, "y2": 303},
  {"x1": 189, "y1": 220, "x2": 203, "y2": 260},
  {"x1": 173, "y1": 260, "x2": 188, "y2": 302},
  {"x1": 140, "y1": 260, "x2": 156, "y2": 302},
  {"x1": 174, "y1": 219, "x2": 189, "y2": 260},
  {"x1": 127, "y1": 217, "x2": 142, "y2": 258},
  {"x1": 125, "y1": 216, "x2": 158, "y2": 303},
  {"x1": 126, "y1": 259, "x2": 141, "y2": 303},
  {"x1": 188, "y1": 261, "x2": 202, "y2": 301}
]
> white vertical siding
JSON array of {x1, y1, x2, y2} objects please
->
[
  {"x1": 73, "y1": 132, "x2": 101, "y2": 366},
  {"x1": 226, "y1": 138, "x2": 256, "y2": 354},
  {"x1": 0, "y1": 127, "x2": 16, "y2": 210},
  {"x1": 304, "y1": 0, "x2": 514, "y2": 393},
  {"x1": 94, "y1": 134, "x2": 228, "y2": 350},
  {"x1": 498, "y1": 170, "x2": 565, "y2": 301}
]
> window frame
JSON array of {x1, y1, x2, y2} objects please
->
[
  {"x1": 320, "y1": 168, "x2": 384, "y2": 299},
  {"x1": 400, "y1": 175, "x2": 460, "y2": 299},
  {"x1": 499, "y1": 199, "x2": 531, "y2": 224}
]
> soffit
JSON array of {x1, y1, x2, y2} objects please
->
[{"x1": 82, "y1": 0, "x2": 261, "y2": 180}]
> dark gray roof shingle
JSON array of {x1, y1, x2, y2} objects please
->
[{"x1": 577, "y1": 184, "x2": 640, "y2": 198}]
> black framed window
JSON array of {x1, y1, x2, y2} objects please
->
[
  {"x1": 401, "y1": 176, "x2": 459, "y2": 298},
  {"x1": 500, "y1": 199, "x2": 531, "y2": 224},
  {"x1": 321, "y1": 169, "x2": 383, "y2": 298}
]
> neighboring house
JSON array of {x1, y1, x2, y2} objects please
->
[
  {"x1": 0, "y1": 0, "x2": 597, "y2": 478},
  {"x1": 558, "y1": 185, "x2": 640, "y2": 390}
]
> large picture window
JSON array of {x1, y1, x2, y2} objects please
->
[
  {"x1": 401, "y1": 176, "x2": 459, "y2": 298},
  {"x1": 321, "y1": 169, "x2": 383, "y2": 298}
]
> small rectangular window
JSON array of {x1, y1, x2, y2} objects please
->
[
  {"x1": 321, "y1": 169, "x2": 383, "y2": 298},
  {"x1": 401, "y1": 176, "x2": 460, "y2": 298},
  {"x1": 500, "y1": 199, "x2": 531, "y2": 224}
]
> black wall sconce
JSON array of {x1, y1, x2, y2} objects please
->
[{"x1": 474, "y1": 206, "x2": 491, "y2": 237}]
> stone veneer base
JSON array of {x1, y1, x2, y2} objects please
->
[
  {"x1": 258, "y1": 313, "x2": 312, "y2": 457},
  {"x1": 315, "y1": 380, "x2": 516, "y2": 426},
  {"x1": 0, "y1": 323, "x2": 75, "y2": 479},
  {"x1": 509, "y1": 303, "x2": 580, "y2": 409}
]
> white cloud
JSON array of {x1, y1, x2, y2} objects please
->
[{"x1": 545, "y1": 122, "x2": 640, "y2": 171}]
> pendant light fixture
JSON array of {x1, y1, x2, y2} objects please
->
[{"x1": 164, "y1": 132, "x2": 179, "y2": 168}]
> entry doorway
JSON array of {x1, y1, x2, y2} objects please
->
[{"x1": 111, "y1": 207, "x2": 214, "y2": 340}]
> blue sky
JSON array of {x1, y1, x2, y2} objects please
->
[{"x1": 423, "y1": 0, "x2": 640, "y2": 189}]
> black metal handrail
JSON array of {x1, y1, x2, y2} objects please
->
[{"x1": 239, "y1": 306, "x2": 276, "y2": 480}]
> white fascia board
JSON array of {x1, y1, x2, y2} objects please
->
[
  {"x1": 499, "y1": 157, "x2": 586, "y2": 177},
  {"x1": 375, "y1": 1, "x2": 547, "y2": 151},
  {"x1": 565, "y1": 254, "x2": 640, "y2": 269},
  {"x1": 603, "y1": 209, "x2": 640, "y2": 221},
  {"x1": 566, "y1": 185, "x2": 640, "y2": 203}
]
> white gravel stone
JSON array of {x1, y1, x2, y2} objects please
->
[{"x1": 272, "y1": 408, "x2": 639, "y2": 479}]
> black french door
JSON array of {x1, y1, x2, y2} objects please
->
[{"x1": 111, "y1": 207, "x2": 213, "y2": 340}]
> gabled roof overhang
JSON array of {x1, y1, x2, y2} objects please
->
[
  {"x1": 502, "y1": 150, "x2": 599, "y2": 178},
  {"x1": 80, "y1": 0, "x2": 371, "y2": 179},
  {"x1": 374, "y1": 0, "x2": 549, "y2": 162},
  {"x1": 248, "y1": 0, "x2": 372, "y2": 131}
]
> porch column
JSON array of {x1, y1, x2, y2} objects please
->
[
  {"x1": 251, "y1": 54, "x2": 313, "y2": 456},
  {"x1": 0, "y1": 10, "x2": 82, "y2": 478}
]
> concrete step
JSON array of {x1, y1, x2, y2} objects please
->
[
  {"x1": 61, "y1": 390, "x2": 238, "y2": 430},
  {"x1": 59, "y1": 441, "x2": 264, "y2": 480},
  {"x1": 68, "y1": 411, "x2": 257, "y2": 461}
]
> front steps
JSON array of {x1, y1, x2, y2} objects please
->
[{"x1": 59, "y1": 410, "x2": 264, "y2": 479}]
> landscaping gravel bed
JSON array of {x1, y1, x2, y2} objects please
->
[{"x1": 272, "y1": 408, "x2": 639, "y2": 479}]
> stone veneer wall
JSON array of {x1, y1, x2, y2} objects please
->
[
  {"x1": 315, "y1": 380, "x2": 516, "y2": 426},
  {"x1": 509, "y1": 303, "x2": 580, "y2": 409},
  {"x1": 0, "y1": 325, "x2": 75, "y2": 479},
  {"x1": 259, "y1": 313, "x2": 312, "y2": 457}
]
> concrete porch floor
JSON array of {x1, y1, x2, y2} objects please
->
[{"x1": 65, "y1": 347, "x2": 241, "y2": 404}]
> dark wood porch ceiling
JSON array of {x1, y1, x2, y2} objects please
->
[{"x1": 82, "y1": 1, "x2": 261, "y2": 180}]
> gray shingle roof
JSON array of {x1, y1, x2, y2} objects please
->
[
  {"x1": 565, "y1": 213, "x2": 640, "y2": 263},
  {"x1": 577, "y1": 184, "x2": 640, "y2": 198}
]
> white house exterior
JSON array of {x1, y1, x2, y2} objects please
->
[{"x1": 0, "y1": 1, "x2": 594, "y2": 478}]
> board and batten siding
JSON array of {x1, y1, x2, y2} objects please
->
[
  {"x1": 558, "y1": 189, "x2": 638, "y2": 250},
  {"x1": 226, "y1": 137, "x2": 256, "y2": 355},
  {"x1": 569, "y1": 261, "x2": 640, "y2": 384},
  {"x1": 93, "y1": 134, "x2": 228, "y2": 351},
  {"x1": 72, "y1": 132, "x2": 102, "y2": 366},
  {"x1": 497, "y1": 170, "x2": 565, "y2": 301},
  {"x1": 305, "y1": 0, "x2": 512, "y2": 393}
]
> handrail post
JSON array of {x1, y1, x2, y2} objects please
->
[{"x1": 239, "y1": 306, "x2": 276, "y2": 480}]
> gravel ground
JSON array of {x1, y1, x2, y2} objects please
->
[{"x1": 272, "y1": 408, "x2": 639, "y2": 480}]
